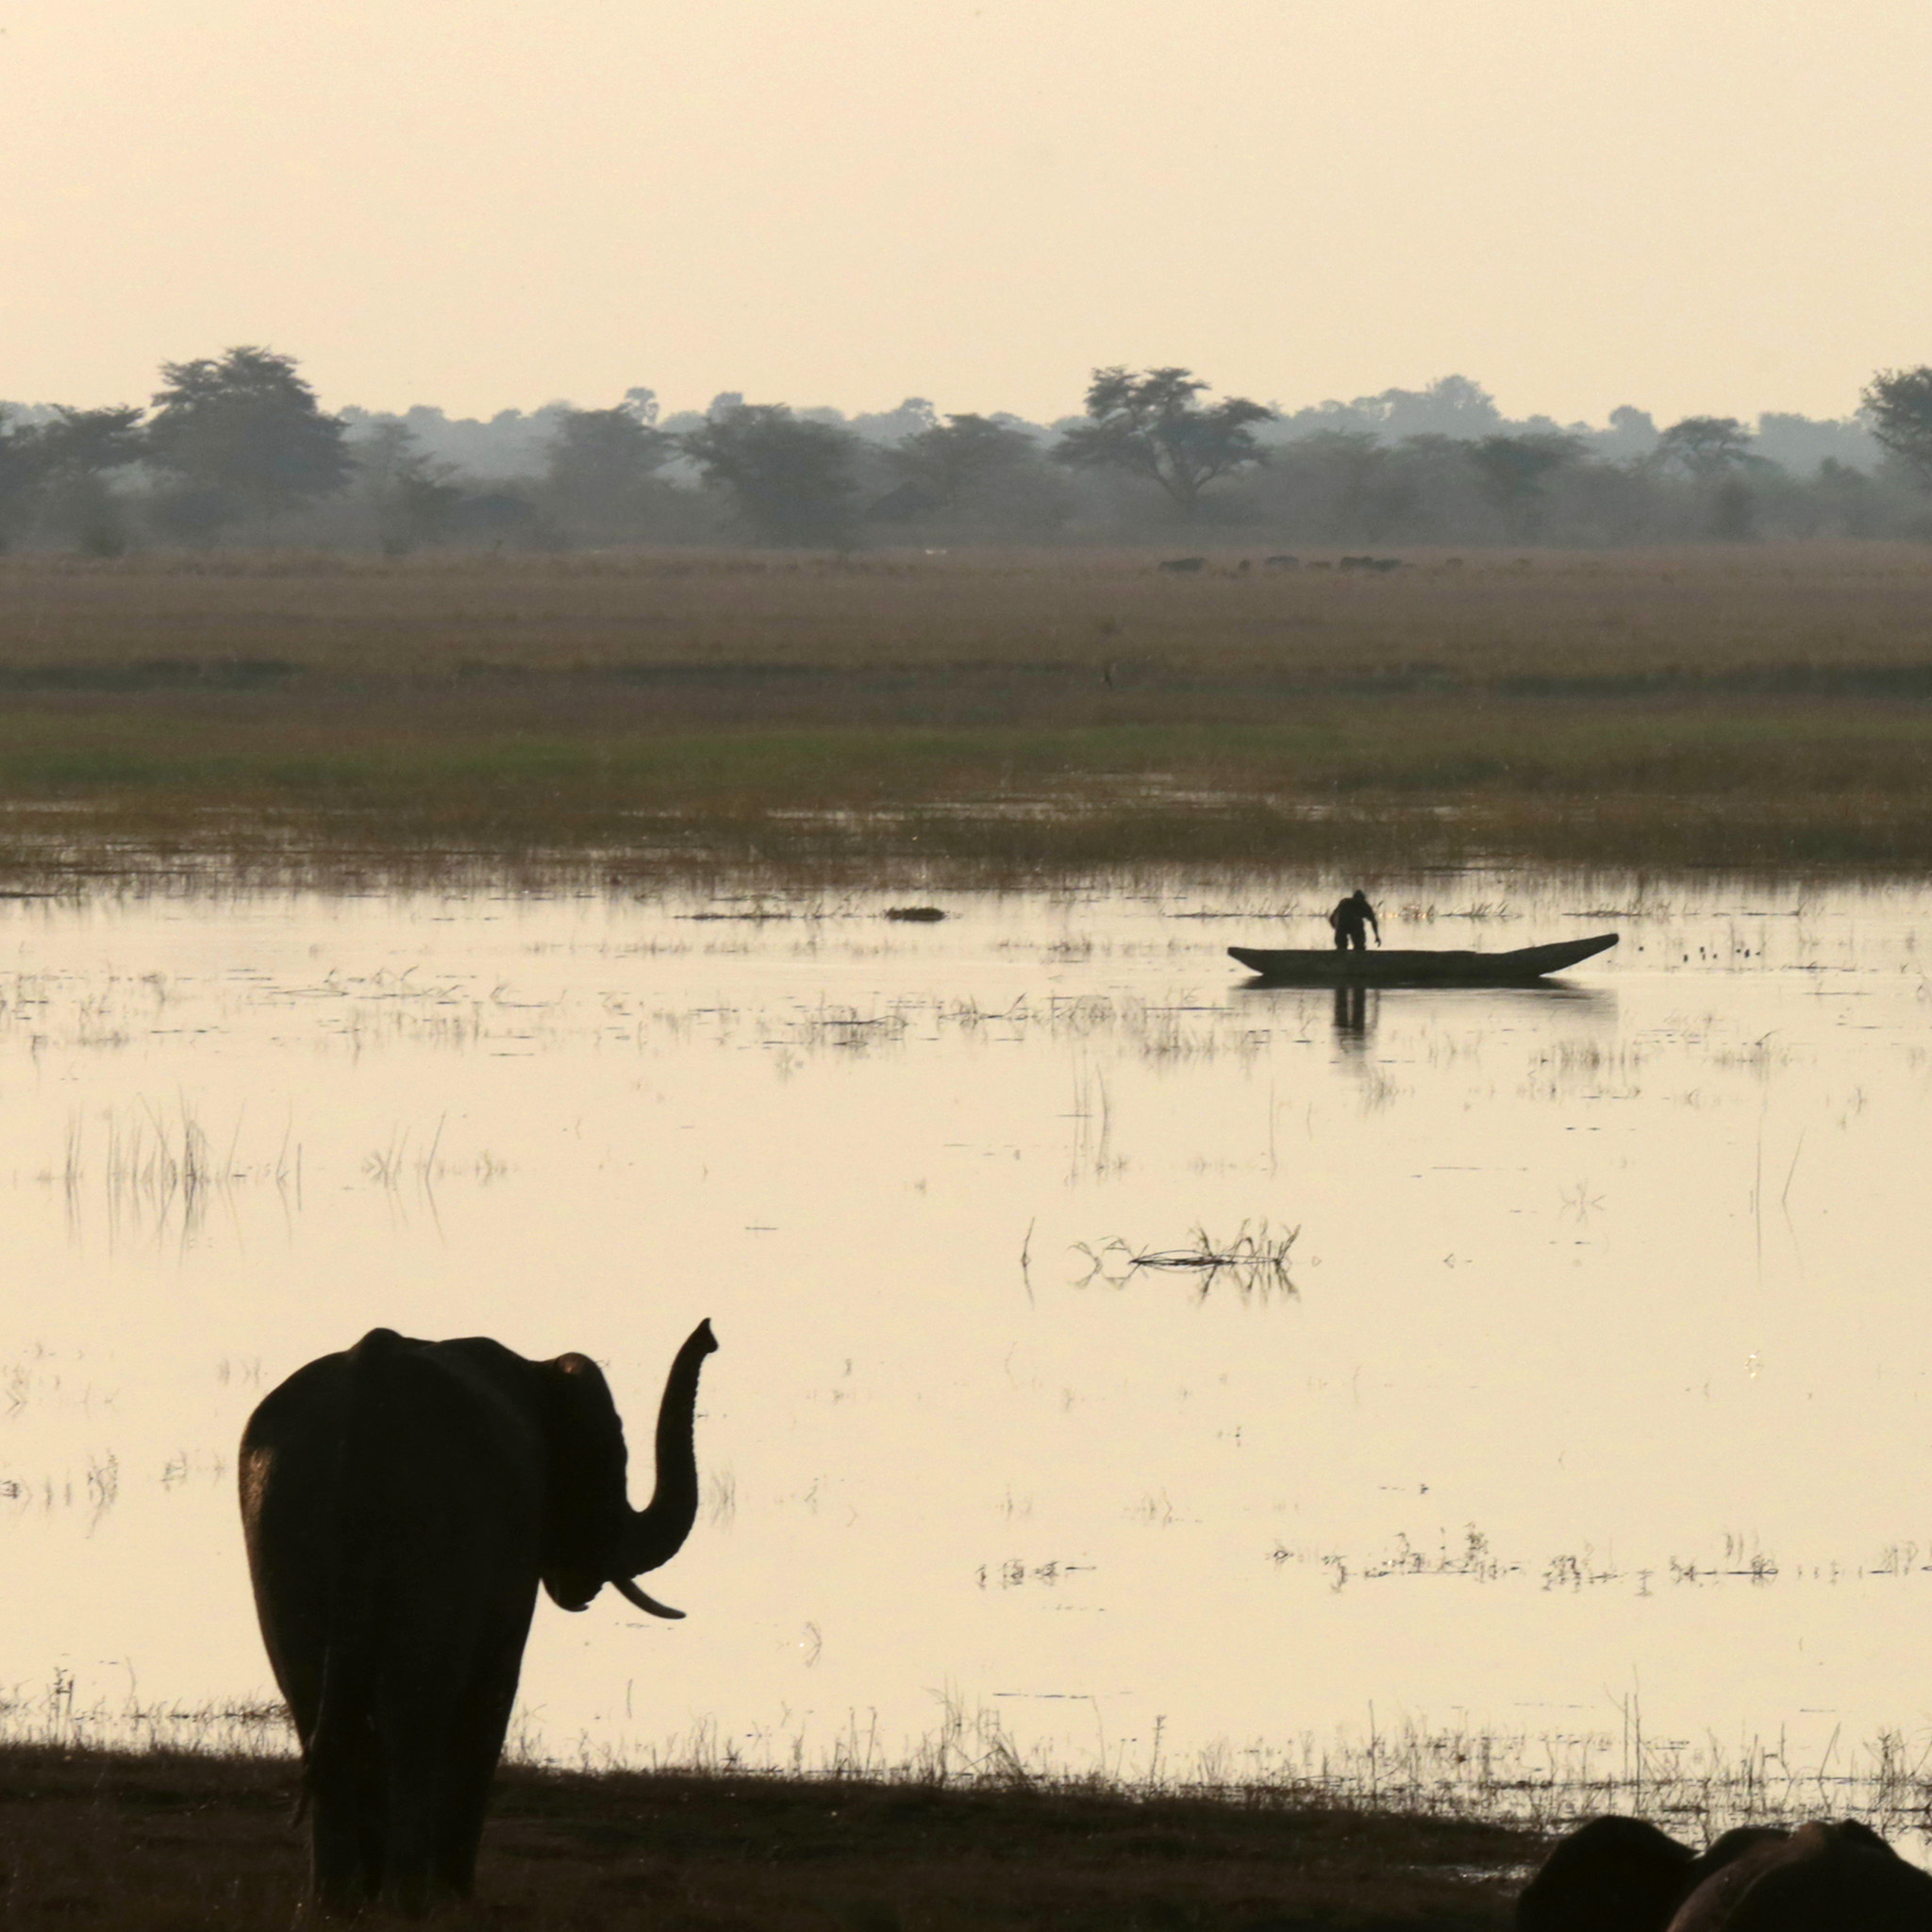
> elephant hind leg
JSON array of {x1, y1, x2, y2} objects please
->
[
  {"x1": 376, "y1": 1757, "x2": 494, "y2": 1911},
  {"x1": 376, "y1": 1677, "x2": 513, "y2": 1914},
  {"x1": 430, "y1": 1666, "x2": 524, "y2": 1900},
  {"x1": 431, "y1": 1741, "x2": 502, "y2": 1901},
  {"x1": 307, "y1": 1734, "x2": 386, "y2": 1914},
  {"x1": 379, "y1": 1731, "x2": 458, "y2": 1917}
]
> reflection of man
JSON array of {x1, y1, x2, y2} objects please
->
[
  {"x1": 1332, "y1": 984, "x2": 1374, "y2": 1046},
  {"x1": 1327, "y1": 889, "x2": 1381, "y2": 952}
]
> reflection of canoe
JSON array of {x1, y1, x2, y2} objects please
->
[{"x1": 1228, "y1": 933, "x2": 1619, "y2": 986}]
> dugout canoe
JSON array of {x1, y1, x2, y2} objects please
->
[{"x1": 1227, "y1": 933, "x2": 1618, "y2": 986}]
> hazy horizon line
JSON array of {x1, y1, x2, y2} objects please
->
[{"x1": 3, "y1": 366, "x2": 1887, "y2": 436}]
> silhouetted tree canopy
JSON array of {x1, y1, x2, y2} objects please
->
[
  {"x1": 544, "y1": 407, "x2": 675, "y2": 541},
  {"x1": 30, "y1": 407, "x2": 144, "y2": 555},
  {"x1": 1862, "y1": 367, "x2": 1932, "y2": 486},
  {"x1": 680, "y1": 404, "x2": 860, "y2": 546},
  {"x1": 1652, "y1": 416, "x2": 1757, "y2": 479},
  {"x1": 145, "y1": 346, "x2": 350, "y2": 531},
  {"x1": 353, "y1": 423, "x2": 465, "y2": 556},
  {"x1": 36, "y1": 406, "x2": 145, "y2": 478},
  {"x1": 0, "y1": 411, "x2": 42, "y2": 549},
  {"x1": 0, "y1": 405, "x2": 143, "y2": 553},
  {"x1": 887, "y1": 413, "x2": 1041, "y2": 510},
  {"x1": 1468, "y1": 433, "x2": 1584, "y2": 537},
  {"x1": 1054, "y1": 367, "x2": 1273, "y2": 512},
  {"x1": 5, "y1": 346, "x2": 1927, "y2": 553}
]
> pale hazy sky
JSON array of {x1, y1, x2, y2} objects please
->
[{"x1": 3, "y1": 0, "x2": 1927, "y2": 425}]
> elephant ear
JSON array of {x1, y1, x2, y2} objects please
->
[{"x1": 536, "y1": 1352, "x2": 631, "y2": 1611}]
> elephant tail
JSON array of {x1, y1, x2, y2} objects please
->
[{"x1": 302, "y1": 1326, "x2": 408, "y2": 1813}]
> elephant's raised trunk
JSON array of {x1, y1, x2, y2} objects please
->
[{"x1": 611, "y1": 1320, "x2": 717, "y2": 1614}]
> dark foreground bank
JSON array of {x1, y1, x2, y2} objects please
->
[{"x1": 0, "y1": 1744, "x2": 1537, "y2": 1928}]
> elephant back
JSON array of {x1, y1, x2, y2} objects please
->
[
  {"x1": 1666, "y1": 1821, "x2": 1932, "y2": 1930},
  {"x1": 1516, "y1": 1815, "x2": 1698, "y2": 1930}
]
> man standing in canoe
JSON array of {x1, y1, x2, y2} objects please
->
[{"x1": 1327, "y1": 889, "x2": 1381, "y2": 951}]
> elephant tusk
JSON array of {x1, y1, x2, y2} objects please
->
[{"x1": 613, "y1": 1576, "x2": 685, "y2": 1620}]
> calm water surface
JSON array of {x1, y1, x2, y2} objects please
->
[{"x1": 2, "y1": 874, "x2": 1928, "y2": 1794}]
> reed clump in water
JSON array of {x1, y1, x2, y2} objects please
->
[{"x1": 1075, "y1": 1220, "x2": 1301, "y2": 1297}]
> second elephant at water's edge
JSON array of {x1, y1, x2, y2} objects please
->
[
  {"x1": 240, "y1": 1317, "x2": 717, "y2": 1916},
  {"x1": 1516, "y1": 1813, "x2": 1932, "y2": 1928}
]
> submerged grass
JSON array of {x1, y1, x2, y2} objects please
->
[
  {"x1": 0, "y1": 712, "x2": 1924, "y2": 889},
  {"x1": 2, "y1": 544, "x2": 1931, "y2": 885}
]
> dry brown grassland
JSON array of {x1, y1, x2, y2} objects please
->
[{"x1": 1, "y1": 541, "x2": 1929, "y2": 885}]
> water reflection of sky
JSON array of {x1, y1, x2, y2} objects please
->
[{"x1": 2, "y1": 874, "x2": 1929, "y2": 1797}]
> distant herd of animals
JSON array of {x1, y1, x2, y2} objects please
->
[
  {"x1": 236, "y1": 1324, "x2": 1932, "y2": 1922},
  {"x1": 1156, "y1": 552, "x2": 1408, "y2": 573}
]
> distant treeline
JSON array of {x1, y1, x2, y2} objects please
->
[{"x1": 4, "y1": 351, "x2": 1930, "y2": 555}]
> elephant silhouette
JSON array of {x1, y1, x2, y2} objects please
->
[
  {"x1": 1516, "y1": 1814, "x2": 1932, "y2": 1929},
  {"x1": 240, "y1": 1320, "x2": 717, "y2": 1915}
]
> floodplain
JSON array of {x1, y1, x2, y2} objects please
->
[
  {"x1": 3, "y1": 869, "x2": 1932, "y2": 1921},
  {"x1": 4, "y1": 543, "x2": 1932, "y2": 1923},
  {"x1": 1, "y1": 543, "x2": 1931, "y2": 883}
]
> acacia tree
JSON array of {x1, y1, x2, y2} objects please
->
[
  {"x1": 30, "y1": 406, "x2": 145, "y2": 553},
  {"x1": 0, "y1": 406, "x2": 143, "y2": 552},
  {"x1": 0, "y1": 410, "x2": 42, "y2": 550},
  {"x1": 1862, "y1": 367, "x2": 1932, "y2": 486},
  {"x1": 353, "y1": 422, "x2": 465, "y2": 555},
  {"x1": 145, "y1": 345, "x2": 350, "y2": 535},
  {"x1": 680, "y1": 404, "x2": 860, "y2": 546},
  {"x1": 1651, "y1": 415, "x2": 1757, "y2": 479},
  {"x1": 543, "y1": 406, "x2": 675, "y2": 541},
  {"x1": 1650, "y1": 416, "x2": 1767, "y2": 541},
  {"x1": 1053, "y1": 366, "x2": 1273, "y2": 513},
  {"x1": 1467, "y1": 432, "x2": 1583, "y2": 538},
  {"x1": 886, "y1": 413, "x2": 1041, "y2": 511}
]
